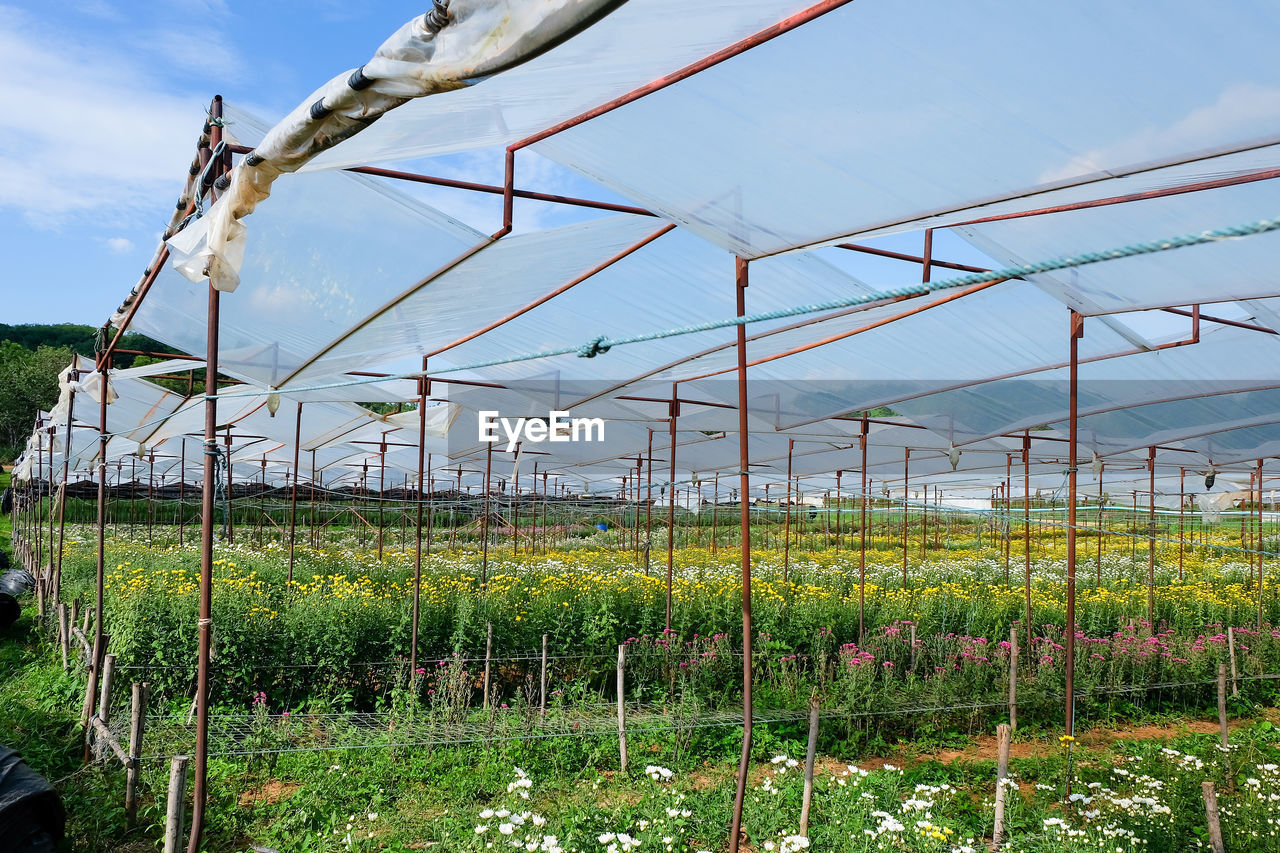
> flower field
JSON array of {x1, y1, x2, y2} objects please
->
[
  {"x1": 6, "y1": 518, "x2": 1278, "y2": 852},
  {"x1": 59, "y1": 524, "x2": 1280, "y2": 726}
]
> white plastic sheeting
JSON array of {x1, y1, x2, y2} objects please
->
[{"x1": 172, "y1": 0, "x2": 629, "y2": 293}]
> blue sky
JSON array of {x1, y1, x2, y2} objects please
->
[
  {"x1": 0, "y1": 0, "x2": 997, "y2": 328},
  {"x1": 0, "y1": 0, "x2": 553, "y2": 325}
]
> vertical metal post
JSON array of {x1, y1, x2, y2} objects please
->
[
  {"x1": 645, "y1": 429, "x2": 654, "y2": 572},
  {"x1": 87, "y1": 345, "x2": 109, "y2": 747},
  {"x1": 729, "y1": 257, "x2": 753, "y2": 853},
  {"x1": 54, "y1": 378, "x2": 75, "y2": 601},
  {"x1": 1178, "y1": 468, "x2": 1185, "y2": 580},
  {"x1": 1064, "y1": 310, "x2": 1083, "y2": 778},
  {"x1": 1258, "y1": 458, "x2": 1265, "y2": 631},
  {"x1": 901, "y1": 448, "x2": 909, "y2": 586},
  {"x1": 711, "y1": 472, "x2": 719, "y2": 554},
  {"x1": 288, "y1": 402, "x2": 302, "y2": 583},
  {"x1": 224, "y1": 425, "x2": 233, "y2": 544},
  {"x1": 1023, "y1": 431, "x2": 1031, "y2": 653},
  {"x1": 178, "y1": 440, "x2": 186, "y2": 548},
  {"x1": 188, "y1": 95, "x2": 224, "y2": 853},
  {"x1": 481, "y1": 441, "x2": 492, "y2": 587},
  {"x1": 412, "y1": 360, "x2": 427, "y2": 679},
  {"x1": 666, "y1": 387, "x2": 678, "y2": 630},
  {"x1": 835, "y1": 469, "x2": 842, "y2": 553},
  {"x1": 1147, "y1": 447, "x2": 1156, "y2": 625},
  {"x1": 784, "y1": 440, "x2": 793, "y2": 581},
  {"x1": 1097, "y1": 465, "x2": 1104, "y2": 586},
  {"x1": 377, "y1": 434, "x2": 387, "y2": 561},
  {"x1": 859, "y1": 417, "x2": 868, "y2": 642}
]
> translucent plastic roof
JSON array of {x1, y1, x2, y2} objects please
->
[{"x1": 77, "y1": 2, "x2": 1280, "y2": 490}]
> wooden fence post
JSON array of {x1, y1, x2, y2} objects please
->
[
  {"x1": 616, "y1": 644, "x2": 628, "y2": 772},
  {"x1": 164, "y1": 755, "x2": 189, "y2": 853},
  {"x1": 539, "y1": 633, "x2": 548, "y2": 722},
  {"x1": 80, "y1": 633, "x2": 108, "y2": 726},
  {"x1": 992, "y1": 723, "x2": 1011, "y2": 850},
  {"x1": 1227, "y1": 627, "x2": 1239, "y2": 697},
  {"x1": 1202, "y1": 781, "x2": 1225, "y2": 853},
  {"x1": 1218, "y1": 663, "x2": 1229, "y2": 752},
  {"x1": 909, "y1": 623, "x2": 917, "y2": 672},
  {"x1": 483, "y1": 622, "x2": 493, "y2": 711},
  {"x1": 125, "y1": 682, "x2": 148, "y2": 827},
  {"x1": 1008, "y1": 627, "x2": 1018, "y2": 733},
  {"x1": 57, "y1": 603, "x2": 69, "y2": 672},
  {"x1": 93, "y1": 652, "x2": 117, "y2": 761},
  {"x1": 799, "y1": 694, "x2": 820, "y2": 837}
]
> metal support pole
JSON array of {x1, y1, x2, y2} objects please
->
[
  {"x1": 835, "y1": 469, "x2": 842, "y2": 553},
  {"x1": 87, "y1": 348, "x2": 109, "y2": 748},
  {"x1": 901, "y1": 448, "x2": 909, "y2": 586},
  {"x1": 1064, "y1": 310, "x2": 1083, "y2": 786},
  {"x1": 645, "y1": 429, "x2": 654, "y2": 572},
  {"x1": 1179, "y1": 468, "x2": 1185, "y2": 580},
  {"x1": 711, "y1": 472, "x2": 719, "y2": 554},
  {"x1": 1023, "y1": 432, "x2": 1032, "y2": 653},
  {"x1": 188, "y1": 94, "x2": 225, "y2": 853},
  {"x1": 666, "y1": 388, "x2": 678, "y2": 630},
  {"x1": 377, "y1": 434, "x2": 387, "y2": 561},
  {"x1": 1148, "y1": 447, "x2": 1156, "y2": 625},
  {"x1": 178, "y1": 440, "x2": 186, "y2": 548},
  {"x1": 481, "y1": 441, "x2": 492, "y2": 587},
  {"x1": 859, "y1": 418, "x2": 868, "y2": 642},
  {"x1": 784, "y1": 439, "x2": 793, "y2": 581},
  {"x1": 412, "y1": 360, "x2": 428, "y2": 679},
  {"x1": 54, "y1": 381, "x2": 75, "y2": 601},
  {"x1": 729, "y1": 257, "x2": 753, "y2": 853},
  {"x1": 288, "y1": 402, "x2": 302, "y2": 583}
]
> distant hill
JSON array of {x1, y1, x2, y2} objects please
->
[
  {"x1": 0, "y1": 324, "x2": 190, "y2": 463},
  {"x1": 0, "y1": 323, "x2": 175, "y2": 358}
]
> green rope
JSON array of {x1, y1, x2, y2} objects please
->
[{"x1": 91, "y1": 210, "x2": 1280, "y2": 441}]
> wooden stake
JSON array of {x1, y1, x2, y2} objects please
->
[
  {"x1": 616, "y1": 644, "x2": 628, "y2": 772},
  {"x1": 125, "y1": 682, "x2": 148, "y2": 827},
  {"x1": 57, "y1": 603, "x2": 69, "y2": 672},
  {"x1": 483, "y1": 622, "x2": 493, "y2": 711},
  {"x1": 1202, "y1": 781, "x2": 1225, "y2": 853},
  {"x1": 799, "y1": 694, "x2": 820, "y2": 837},
  {"x1": 540, "y1": 633, "x2": 549, "y2": 722},
  {"x1": 1008, "y1": 627, "x2": 1018, "y2": 733},
  {"x1": 80, "y1": 632, "x2": 107, "y2": 727},
  {"x1": 992, "y1": 723, "x2": 1011, "y2": 850},
  {"x1": 909, "y1": 623, "x2": 917, "y2": 673},
  {"x1": 97, "y1": 653, "x2": 117, "y2": 725},
  {"x1": 1218, "y1": 663, "x2": 1229, "y2": 751},
  {"x1": 164, "y1": 755, "x2": 189, "y2": 853},
  {"x1": 1227, "y1": 627, "x2": 1239, "y2": 697}
]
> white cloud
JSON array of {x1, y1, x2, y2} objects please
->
[
  {"x1": 1039, "y1": 82, "x2": 1280, "y2": 185},
  {"x1": 105, "y1": 236, "x2": 134, "y2": 253},
  {"x1": 0, "y1": 7, "x2": 225, "y2": 228}
]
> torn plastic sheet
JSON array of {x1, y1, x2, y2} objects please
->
[{"x1": 170, "y1": 0, "x2": 628, "y2": 293}]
